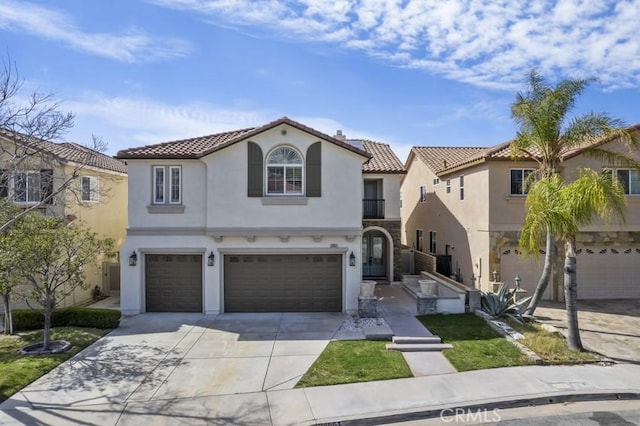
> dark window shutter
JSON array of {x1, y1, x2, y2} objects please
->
[
  {"x1": 40, "y1": 169, "x2": 53, "y2": 204},
  {"x1": 0, "y1": 169, "x2": 7, "y2": 198},
  {"x1": 247, "y1": 142, "x2": 263, "y2": 197},
  {"x1": 306, "y1": 142, "x2": 321, "y2": 197}
]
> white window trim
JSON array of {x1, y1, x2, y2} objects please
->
[
  {"x1": 152, "y1": 165, "x2": 182, "y2": 205},
  {"x1": 429, "y1": 230, "x2": 437, "y2": 254},
  {"x1": 265, "y1": 146, "x2": 304, "y2": 196},
  {"x1": 416, "y1": 229, "x2": 423, "y2": 252},
  {"x1": 81, "y1": 176, "x2": 100, "y2": 202},
  {"x1": 509, "y1": 168, "x2": 536, "y2": 196},
  {"x1": 169, "y1": 166, "x2": 182, "y2": 204},
  {"x1": 419, "y1": 185, "x2": 427, "y2": 203},
  {"x1": 605, "y1": 168, "x2": 640, "y2": 196},
  {"x1": 14, "y1": 170, "x2": 42, "y2": 204}
]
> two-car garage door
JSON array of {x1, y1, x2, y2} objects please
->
[
  {"x1": 500, "y1": 247, "x2": 640, "y2": 300},
  {"x1": 224, "y1": 254, "x2": 342, "y2": 312},
  {"x1": 145, "y1": 253, "x2": 343, "y2": 312}
]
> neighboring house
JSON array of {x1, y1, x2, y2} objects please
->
[
  {"x1": 401, "y1": 126, "x2": 640, "y2": 301},
  {"x1": 0, "y1": 129, "x2": 128, "y2": 307},
  {"x1": 116, "y1": 117, "x2": 405, "y2": 315}
]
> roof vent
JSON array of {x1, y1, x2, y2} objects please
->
[
  {"x1": 334, "y1": 130, "x2": 346, "y2": 141},
  {"x1": 443, "y1": 159, "x2": 448, "y2": 168}
]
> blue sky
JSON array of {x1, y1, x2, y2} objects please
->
[{"x1": 1, "y1": 0, "x2": 639, "y2": 162}]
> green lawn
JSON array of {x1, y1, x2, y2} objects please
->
[
  {"x1": 417, "y1": 314, "x2": 534, "y2": 371},
  {"x1": 0, "y1": 327, "x2": 109, "y2": 402},
  {"x1": 296, "y1": 340, "x2": 413, "y2": 387},
  {"x1": 508, "y1": 320, "x2": 601, "y2": 364}
]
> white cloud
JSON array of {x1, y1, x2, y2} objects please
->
[
  {"x1": 0, "y1": 1, "x2": 192, "y2": 62},
  {"x1": 148, "y1": 0, "x2": 640, "y2": 89},
  {"x1": 65, "y1": 95, "x2": 400, "y2": 157}
]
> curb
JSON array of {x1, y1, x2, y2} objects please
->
[{"x1": 318, "y1": 391, "x2": 640, "y2": 425}]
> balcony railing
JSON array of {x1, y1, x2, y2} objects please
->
[{"x1": 363, "y1": 199, "x2": 385, "y2": 219}]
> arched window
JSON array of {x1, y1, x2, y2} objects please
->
[{"x1": 266, "y1": 146, "x2": 303, "y2": 195}]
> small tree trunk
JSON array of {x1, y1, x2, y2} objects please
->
[
  {"x1": 525, "y1": 230, "x2": 555, "y2": 315},
  {"x1": 42, "y1": 297, "x2": 53, "y2": 351},
  {"x1": 564, "y1": 237, "x2": 583, "y2": 351},
  {"x1": 3, "y1": 293, "x2": 13, "y2": 335}
]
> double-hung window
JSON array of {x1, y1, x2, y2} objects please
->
[
  {"x1": 266, "y1": 147, "x2": 303, "y2": 195},
  {"x1": 429, "y1": 231, "x2": 437, "y2": 254},
  {"x1": 81, "y1": 176, "x2": 99, "y2": 202},
  {"x1": 510, "y1": 169, "x2": 535, "y2": 195},
  {"x1": 446, "y1": 179, "x2": 451, "y2": 194},
  {"x1": 153, "y1": 166, "x2": 181, "y2": 204},
  {"x1": 416, "y1": 229, "x2": 423, "y2": 252},
  {"x1": 459, "y1": 175, "x2": 465, "y2": 200},
  {"x1": 14, "y1": 172, "x2": 41, "y2": 203},
  {"x1": 605, "y1": 168, "x2": 640, "y2": 195}
]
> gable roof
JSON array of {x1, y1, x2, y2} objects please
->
[
  {"x1": 0, "y1": 128, "x2": 128, "y2": 174},
  {"x1": 412, "y1": 124, "x2": 640, "y2": 176},
  {"x1": 410, "y1": 146, "x2": 485, "y2": 174},
  {"x1": 116, "y1": 117, "x2": 371, "y2": 160},
  {"x1": 350, "y1": 140, "x2": 406, "y2": 174}
]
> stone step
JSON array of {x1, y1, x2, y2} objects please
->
[
  {"x1": 385, "y1": 343, "x2": 453, "y2": 352},
  {"x1": 392, "y1": 336, "x2": 442, "y2": 344},
  {"x1": 363, "y1": 325, "x2": 394, "y2": 340}
]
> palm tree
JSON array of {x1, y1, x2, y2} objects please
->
[
  {"x1": 520, "y1": 170, "x2": 626, "y2": 350},
  {"x1": 510, "y1": 70, "x2": 638, "y2": 316}
]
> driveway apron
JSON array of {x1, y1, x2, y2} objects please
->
[{"x1": 0, "y1": 311, "x2": 344, "y2": 423}]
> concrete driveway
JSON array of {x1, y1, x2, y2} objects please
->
[
  {"x1": 535, "y1": 299, "x2": 640, "y2": 363},
  {"x1": 0, "y1": 312, "x2": 345, "y2": 425}
]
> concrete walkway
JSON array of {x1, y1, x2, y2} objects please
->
[{"x1": 376, "y1": 284, "x2": 457, "y2": 376}]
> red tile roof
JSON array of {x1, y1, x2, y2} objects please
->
[
  {"x1": 0, "y1": 129, "x2": 128, "y2": 174},
  {"x1": 116, "y1": 117, "x2": 372, "y2": 160},
  {"x1": 355, "y1": 140, "x2": 406, "y2": 173},
  {"x1": 413, "y1": 124, "x2": 640, "y2": 175}
]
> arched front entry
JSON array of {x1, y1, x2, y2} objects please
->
[{"x1": 362, "y1": 227, "x2": 394, "y2": 280}]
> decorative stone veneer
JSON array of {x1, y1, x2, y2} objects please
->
[{"x1": 362, "y1": 219, "x2": 402, "y2": 281}]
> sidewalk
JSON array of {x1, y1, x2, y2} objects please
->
[{"x1": 2, "y1": 363, "x2": 637, "y2": 425}]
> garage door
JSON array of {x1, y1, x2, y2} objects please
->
[
  {"x1": 145, "y1": 254, "x2": 202, "y2": 312},
  {"x1": 576, "y1": 247, "x2": 640, "y2": 299},
  {"x1": 500, "y1": 247, "x2": 640, "y2": 300},
  {"x1": 224, "y1": 254, "x2": 342, "y2": 312},
  {"x1": 500, "y1": 249, "x2": 552, "y2": 300}
]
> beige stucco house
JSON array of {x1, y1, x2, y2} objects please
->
[
  {"x1": 0, "y1": 129, "x2": 128, "y2": 307},
  {"x1": 116, "y1": 117, "x2": 405, "y2": 315},
  {"x1": 401, "y1": 125, "x2": 640, "y2": 301}
]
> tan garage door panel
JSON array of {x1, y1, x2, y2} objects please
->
[
  {"x1": 500, "y1": 247, "x2": 640, "y2": 300},
  {"x1": 224, "y1": 254, "x2": 342, "y2": 312},
  {"x1": 500, "y1": 249, "x2": 552, "y2": 300},
  {"x1": 146, "y1": 254, "x2": 203, "y2": 312},
  {"x1": 576, "y1": 247, "x2": 640, "y2": 299}
]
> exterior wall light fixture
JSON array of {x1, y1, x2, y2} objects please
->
[
  {"x1": 349, "y1": 251, "x2": 356, "y2": 267},
  {"x1": 129, "y1": 251, "x2": 137, "y2": 266},
  {"x1": 208, "y1": 251, "x2": 215, "y2": 266}
]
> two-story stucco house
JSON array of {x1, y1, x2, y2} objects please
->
[
  {"x1": 116, "y1": 117, "x2": 405, "y2": 315},
  {"x1": 0, "y1": 129, "x2": 128, "y2": 307},
  {"x1": 401, "y1": 125, "x2": 640, "y2": 301}
]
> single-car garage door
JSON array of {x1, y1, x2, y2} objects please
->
[
  {"x1": 146, "y1": 254, "x2": 203, "y2": 312},
  {"x1": 224, "y1": 254, "x2": 342, "y2": 312}
]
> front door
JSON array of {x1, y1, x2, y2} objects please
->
[{"x1": 362, "y1": 231, "x2": 387, "y2": 278}]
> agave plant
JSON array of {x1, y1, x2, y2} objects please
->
[{"x1": 481, "y1": 283, "x2": 532, "y2": 324}]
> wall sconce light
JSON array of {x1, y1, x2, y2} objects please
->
[
  {"x1": 349, "y1": 251, "x2": 356, "y2": 267},
  {"x1": 128, "y1": 251, "x2": 137, "y2": 266},
  {"x1": 514, "y1": 275, "x2": 521, "y2": 291},
  {"x1": 207, "y1": 251, "x2": 215, "y2": 266},
  {"x1": 492, "y1": 270, "x2": 499, "y2": 282}
]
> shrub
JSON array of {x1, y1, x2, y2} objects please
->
[
  {"x1": 481, "y1": 283, "x2": 532, "y2": 324},
  {"x1": 10, "y1": 307, "x2": 120, "y2": 331}
]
